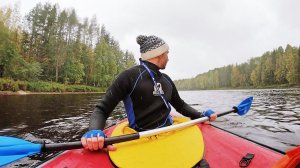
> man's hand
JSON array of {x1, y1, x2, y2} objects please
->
[
  {"x1": 202, "y1": 109, "x2": 217, "y2": 124},
  {"x1": 81, "y1": 130, "x2": 117, "y2": 151}
]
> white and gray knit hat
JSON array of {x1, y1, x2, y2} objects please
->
[{"x1": 136, "y1": 35, "x2": 169, "y2": 60}]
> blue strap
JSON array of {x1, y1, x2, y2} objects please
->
[
  {"x1": 139, "y1": 60, "x2": 173, "y2": 127},
  {"x1": 140, "y1": 60, "x2": 171, "y2": 110},
  {"x1": 83, "y1": 130, "x2": 106, "y2": 138}
]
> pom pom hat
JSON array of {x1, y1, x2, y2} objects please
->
[{"x1": 136, "y1": 35, "x2": 169, "y2": 60}]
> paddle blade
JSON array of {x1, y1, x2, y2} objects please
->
[
  {"x1": 0, "y1": 136, "x2": 42, "y2": 166},
  {"x1": 234, "y1": 96, "x2": 253, "y2": 116}
]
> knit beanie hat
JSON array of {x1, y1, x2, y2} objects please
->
[{"x1": 136, "y1": 35, "x2": 169, "y2": 60}]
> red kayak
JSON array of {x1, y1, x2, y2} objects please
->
[
  {"x1": 40, "y1": 121, "x2": 283, "y2": 168},
  {"x1": 199, "y1": 124, "x2": 282, "y2": 167}
]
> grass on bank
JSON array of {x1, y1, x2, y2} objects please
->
[
  {"x1": 0, "y1": 78, "x2": 105, "y2": 93},
  {"x1": 176, "y1": 83, "x2": 299, "y2": 91}
]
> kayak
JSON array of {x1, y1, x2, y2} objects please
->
[
  {"x1": 39, "y1": 117, "x2": 283, "y2": 168},
  {"x1": 1, "y1": 96, "x2": 296, "y2": 167}
]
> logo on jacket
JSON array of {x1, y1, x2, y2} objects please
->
[{"x1": 153, "y1": 83, "x2": 164, "y2": 96}]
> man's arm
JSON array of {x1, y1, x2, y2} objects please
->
[
  {"x1": 89, "y1": 97, "x2": 115, "y2": 130},
  {"x1": 89, "y1": 71, "x2": 131, "y2": 130},
  {"x1": 81, "y1": 70, "x2": 132, "y2": 151}
]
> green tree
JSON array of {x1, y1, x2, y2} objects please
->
[
  {"x1": 0, "y1": 8, "x2": 22, "y2": 78},
  {"x1": 81, "y1": 44, "x2": 95, "y2": 85},
  {"x1": 1, "y1": 2, "x2": 138, "y2": 89},
  {"x1": 63, "y1": 56, "x2": 84, "y2": 84},
  {"x1": 298, "y1": 46, "x2": 300, "y2": 84},
  {"x1": 285, "y1": 45, "x2": 298, "y2": 85},
  {"x1": 123, "y1": 50, "x2": 137, "y2": 69},
  {"x1": 260, "y1": 52, "x2": 275, "y2": 85},
  {"x1": 249, "y1": 58, "x2": 259, "y2": 86},
  {"x1": 0, "y1": 17, "x2": 11, "y2": 77},
  {"x1": 274, "y1": 47, "x2": 287, "y2": 84},
  {"x1": 231, "y1": 65, "x2": 242, "y2": 87},
  {"x1": 94, "y1": 37, "x2": 108, "y2": 86}
]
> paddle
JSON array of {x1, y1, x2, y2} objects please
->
[{"x1": 0, "y1": 96, "x2": 253, "y2": 166}]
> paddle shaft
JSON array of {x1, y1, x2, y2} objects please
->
[
  {"x1": 139, "y1": 109, "x2": 236, "y2": 138},
  {"x1": 217, "y1": 109, "x2": 237, "y2": 117},
  {"x1": 43, "y1": 133, "x2": 140, "y2": 151},
  {"x1": 43, "y1": 109, "x2": 237, "y2": 151}
]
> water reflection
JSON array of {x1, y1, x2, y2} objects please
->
[{"x1": 0, "y1": 93, "x2": 126, "y2": 167}]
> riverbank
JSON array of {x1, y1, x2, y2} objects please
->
[
  {"x1": 0, "y1": 90, "x2": 105, "y2": 95},
  {"x1": 0, "y1": 78, "x2": 106, "y2": 94},
  {"x1": 178, "y1": 84, "x2": 300, "y2": 91}
]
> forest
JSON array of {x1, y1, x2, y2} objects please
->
[
  {"x1": 0, "y1": 3, "x2": 136, "y2": 92},
  {"x1": 1, "y1": 3, "x2": 299, "y2": 92},
  {"x1": 174, "y1": 45, "x2": 300, "y2": 90}
]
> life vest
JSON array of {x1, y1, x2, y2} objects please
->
[{"x1": 273, "y1": 146, "x2": 300, "y2": 168}]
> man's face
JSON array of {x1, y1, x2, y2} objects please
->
[{"x1": 160, "y1": 51, "x2": 169, "y2": 69}]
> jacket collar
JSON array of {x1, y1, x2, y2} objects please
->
[{"x1": 139, "y1": 58, "x2": 160, "y2": 73}]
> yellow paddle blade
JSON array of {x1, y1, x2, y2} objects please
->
[{"x1": 109, "y1": 117, "x2": 204, "y2": 168}]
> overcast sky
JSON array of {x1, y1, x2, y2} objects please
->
[{"x1": 1, "y1": 0, "x2": 300, "y2": 80}]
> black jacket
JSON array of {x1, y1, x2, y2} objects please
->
[{"x1": 89, "y1": 61, "x2": 203, "y2": 131}]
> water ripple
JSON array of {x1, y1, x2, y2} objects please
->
[{"x1": 1, "y1": 89, "x2": 300, "y2": 167}]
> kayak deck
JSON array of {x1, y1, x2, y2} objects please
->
[
  {"x1": 199, "y1": 124, "x2": 282, "y2": 167},
  {"x1": 40, "y1": 122, "x2": 283, "y2": 168},
  {"x1": 40, "y1": 149, "x2": 114, "y2": 168},
  {"x1": 39, "y1": 125, "x2": 117, "y2": 168}
]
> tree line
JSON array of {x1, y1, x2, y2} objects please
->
[
  {"x1": 0, "y1": 3, "x2": 136, "y2": 88},
  {"x1": 174, "y1": 45, "x2": 300, "y2": 90}
]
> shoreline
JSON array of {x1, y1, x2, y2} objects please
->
[
  {"x1": 178, "y1": 85, "x2": 300, "y2": 91},
  {"x1": 0, "y1": 90, "x2": 105, "y2": 95},
  {"x1": 2, "y1": 86, "x2": 299, "y2": 95}
]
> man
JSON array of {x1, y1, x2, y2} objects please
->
[{"x1": 81, "y1": 35, "x2": 217, "y2": 152}]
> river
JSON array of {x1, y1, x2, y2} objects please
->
[{"x1": 0, "y1": 88, "x2": 299, "y2": 167}]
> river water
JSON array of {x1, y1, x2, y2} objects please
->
[{"x1": 0, "y1": 88, "x2": 299, "y2": 167}]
